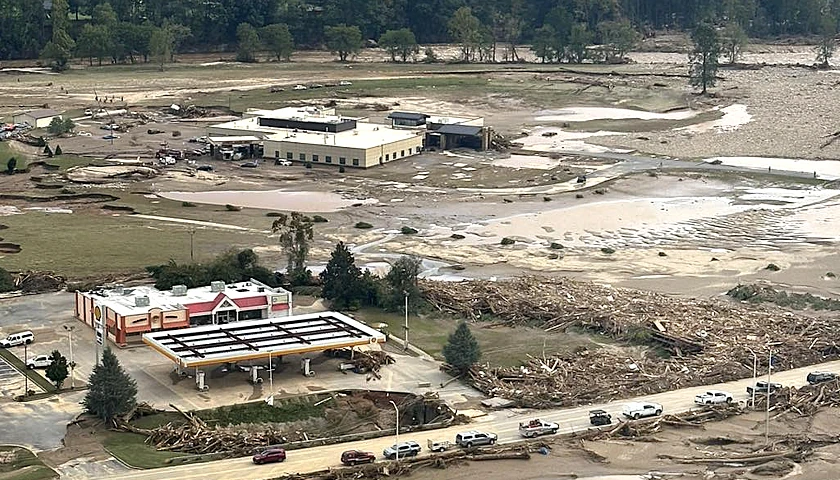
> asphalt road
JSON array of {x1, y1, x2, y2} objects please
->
[{"x1": 102, "y1": 359, "x2": 840, "y2": 480}]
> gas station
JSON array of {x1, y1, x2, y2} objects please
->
[{"x1": 142, "y1": 311, "x2": 387, "y2": 391}]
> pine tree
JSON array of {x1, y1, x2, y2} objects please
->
[
  {"x1": 45, "y1": 350, "x2": 68, "y2": 389},
  {"x1": 442, "y1": 322, "x2": 481, "y2": 373},
  {"x1": 83, "y1": 347, "x2": 138, "y2": 422},
  {"x1": 320, "y1": 242, "x2": 363, "y2": 309}
]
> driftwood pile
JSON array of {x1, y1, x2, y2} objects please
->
[
  {"x1": 422, "y1": 277, "x2": 840, "y2": 408},
  {"x1": 354, "y1": 350, "x2": 395, "y2": 379},
  {"x1": 13, "y1": 271, "x2": 65, "y2": 293},
  {"x1": 584, "y1": 405, "x2": 744, "y2": 440}
]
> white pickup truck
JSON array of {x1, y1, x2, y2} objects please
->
[
  {"x1": 518, "y1": 419, "x2": 559, "y2": 438},
  {"x1": 622, "y1": 402, "x2": 663, "y2": 420}
]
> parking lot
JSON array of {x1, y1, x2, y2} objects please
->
[
  {"x1": 0, "y1": 291, "x2": 479, "y2": 410},
  {"x1": 0, "y1": 354, "x2": 44, "y2": 398}
]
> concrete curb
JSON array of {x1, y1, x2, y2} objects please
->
[{"x1": 387, "y1": 336, "x2": 435, "y2": 362}]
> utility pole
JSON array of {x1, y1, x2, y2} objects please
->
[
  {"x1": 188, "y1": 227, "x2": 196, "y2": 262},
  {"x1": 64, "y1": 324, "x2": 76, "y2": 389},
  {"x1": 403, "y1": 291, "x2": 410, "y2": 351},
  {"x1": 746, "y1": 346, "x2": 757, "y2": 409},
  {"x1": 389, "y1": 400, "x2": 399, "y2": 461}
]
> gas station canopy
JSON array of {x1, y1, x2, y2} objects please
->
[{"x1": 142, "y1": 312, "x2": 386, "y2": 368}]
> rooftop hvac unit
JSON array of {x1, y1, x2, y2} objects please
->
[
  {"x1": 210, "y1": 281, "x2": 226, "y2": 292},
  {"x1": 135, "y1": 296, "x2": 151, "y2": 307},
  {"x1": 172, "y1": 285, "x2": 188, "y2": 296},
  {"x1": 110, "y1": 284, "x2": 125, "y2": 295}
]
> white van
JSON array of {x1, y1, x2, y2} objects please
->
[{"x1": 0, "y1": 331, "x2": 34, "y2": 348}]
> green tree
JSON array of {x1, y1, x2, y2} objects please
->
[
  {"x1": 261, "y1": 23, "x2": 294, "y2": 61},
  {"x1": 149, "y1": 27, "x2": 174, "y2": 70},
  {"x1": 45, "y1": 350, "x2": 69, "y2": 389},
  {"x1": 91, "y1": 2, "x2": 120, "y2": 63},
  {"x1": 721, "y1": 21, "x2": 748, "y2": 64},
  {"x1": 442, "y1": 322, "x2": 481, "y2": 373},
  {"x1": 41, "y1": 31, "x2": 75, "y2": 71},
  {"x1": 531, "y1": 25, "x2": 557, "y2": 63},
  {"x1": 48, "y1": 117, "x2": 73, "y2": 135},
  {"x1": 448, "y1": 7, "x2": 482, "y2": 62},
  {"x1": 567, "y1": 23, "x2": 593, "y2": 63},
  {"x1": 0, "y1": 267, "x2": 14, "y2": 291},
  {"x1": 271, "y1": 212, "x2": 314, "y2": 286},
  {"x1": 320, "y1": 242, "x2": 363, "y2": 309},
  {"x1": 816, "y1": 16, "x2": 837, "y2": 68},
  {"x1": 325, "y1": 24, "x2": 362, "y2": 62},
  {"x1": 82, "y1": 347, "x2": 137, "y2": 422},
  {"x1": 236, "y1": 23, "x2": 261, "y2": 63},
  {"x1": 6, "y1": 158, "x2": 17, "y2": 175},
  {"x1": 383, "y1": 256, "x2": 421, "y2": 311},
  {"x1": 379, "y1": 28, "x2": 419, "y2": 62},
  {"x1": 598, "y1": 19, "x2": 640, "y2": 63},
  {"x1": 689, "y1": 22, "x2": 721, "y2": 95},
  {"x1": 76, "y1": 24, "x2": 111, "y2": 66}
]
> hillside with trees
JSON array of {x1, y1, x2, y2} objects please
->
[{"x1": 0, "y1": 0, "x2": 838, "y2": 64}]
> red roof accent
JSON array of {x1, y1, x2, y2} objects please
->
[
  {"x1": 271, "y1": 303, "x2": 290, "y2": 311},
  {"x1": 185, "y1": 292, "x2": 226, "y2": 315},
  {"x1": 233, "y1": 296, "x2": 268, "y2": 309}
]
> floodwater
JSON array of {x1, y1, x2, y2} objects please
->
[
  {"x1": 676, "y1": 104, "x2": 752, "y2": 133},
  {"x1": 515, "y1": 126, "x2": 629, "y2": 154},
  {"x1": 535, "y1": 107, "x2": 697, "y2": 122},
  {"x1": 158, "y1": 189, "x2": 378, "y2": 213}
]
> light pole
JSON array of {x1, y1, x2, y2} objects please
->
[
  {"x1": 765, "y1": 349, "x2": 772, "y2": 444},
  {"x1": 746, "y1": 346, "x2": 757, "y2": 408},
  {"x1": 188, "y1": 228, "x2": 196, "y2": 262},
  {"x1": 64, "y1": 324, "x2": 76, "y2": 389},
  {"x1": 403, "y1": 291, "x2": 409, "y2": 352},
  {"x1": 23, "y1": 342, "x2": 28, "y2": 396},
  {"x1": 389, "y1": 400, "x2": 400, "y2": 461}
]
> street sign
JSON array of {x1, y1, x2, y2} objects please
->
[{"x1": 94, "y1": 305, "x2": 104, "y2": 346}]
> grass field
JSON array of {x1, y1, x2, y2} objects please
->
[
  {"x1": 353, "y1": 308, "x2": 603, "y2": 367},
  {"x1": 102, "y1": 432, "x2": 183, "y2": 469},
  {"x1": 0, "y1": 446, "x2": 57, "y2": 480}
]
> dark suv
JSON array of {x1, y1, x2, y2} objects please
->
[
  {"x1": 253, "y1": 448, "x2": 286, "y2": 464},
  {"x1": 807, "y1": 371, "x2": 837, "y2": 385},
  {"x1": 341, "y1": 450, "x2": 376, "y2": 466}
]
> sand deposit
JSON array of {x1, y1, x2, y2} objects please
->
[{"x1": 157, "y1": 189, "x2": 378, "y2": 212}]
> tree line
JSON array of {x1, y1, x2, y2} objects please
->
[{"x1": 4, "y1": 0, "x2": 840, "y2": 64}]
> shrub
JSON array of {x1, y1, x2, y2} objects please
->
[
  {"x1": 400, "y1": 226, "x2": 418, "y2": 235},
  {"x1": 547, "y1": 253, "x2": 559, "y2": 259},
  {"x1": 172, "y1": 130, "x2": 182, "y2": 137},
  {"x1": 550, "y1": 242, "x2": 564, "y2": 250},
  {"x1": 658, "y1": 251, "x2": 667, "y2": 257},
  {"x1": 543, "y1": 196, "x2": 552, "y2": 202},
  {"x1": 827, "y1": 272, "x2": 837, "y2": 278},
  {"x1": 450, "y1": 234, "x2": 465, "y2": 240},
  {"x1": 338, "y1": 165, "x2": 346, "y2": 173},
  {"x1": 312, "y1": 215, "x2": 328, "y2": 223},
  {"x1": 60, "y1": 188, "x2": 75, "y2": 194},
  {"x1": 305, "y1": 162, "x2": 312, "y2": 169},
  {"x1": 182, "y1": 202, "x2": 197, "y2": 207},
  {"x1": 575, "y1": 193, "x2": 584, "y2": 199},
  {"x1": 225, "y1": 204, "x2": 241, "y2": 211},
  {"x1": 354, "y1": 221, "x2": 373, "y2": 229},
  {"x1": 500, "y1": 237, "x2": 515, "y2": 245},
  {"x1": 601, "y1": 247, "x2": 615, "y2": 254},
  {"x1": 55, "y1": 145, "x2": 63, "y2": 155},
  {"x1": 765, "y1": 263, "x2": 781, "y2": 271},
  {"x1": 266, "y1": 212, "x2": 283, "y2": 217}
]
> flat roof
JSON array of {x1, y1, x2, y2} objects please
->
[
  {"x1": 208, "y1": 135, "x2": 263, "y2": 143},
  {"x1": 269, "y1": 121, "x2": 422, "y2": 150},
  {"x1": 435, "y1": 124, "x2": 483, "y2": 136},
  {"x1": 388, "y1": 112, "x2": 428, "y2": 121},
  {"x1": 83, "y1": 280, "x2": 290, "y2": 316},
  {"x1": 143, "y1": 312, "x2": 386, "y2": 368},
  {"x1": 22, "y1": 109, "x2": 60, "y2": 119}
]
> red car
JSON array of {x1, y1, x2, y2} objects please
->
[
  {"x1": 252, "y1": 448, "x2": 286, "y2": 464},
  {"x1": 340, "y1": 450, "x2": 376, "y2": 466}
]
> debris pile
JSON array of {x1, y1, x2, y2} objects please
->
[
  {"x1": 14, "y1": 271, "x2": 65, "y2": 293},
  {"x1": 422, "y1": 277, "x2": 840, "y2": 408}
]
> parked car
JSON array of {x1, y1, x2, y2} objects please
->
[
  {"x1": 77, "y1": 131, "x2": 92, "y2": 137},
  {"x1": 196, "y1": 165, "x2": 214, "y2": 172},
  {"x1": 426, "y1": 439, "x2": 454, "y2": 452},
  {"x1": 27, "y1": 354, "x2": 51, "y2": 369},
  {"x1": 455, "y1": 431, "x2": 497, "y2": 448},
  {"x1": 518, "y1": 419, "x2": 559, "y2": 438},
  {"x1": 747, "y1": 381, "x2": 783, "y2": 396},
  {"x1": 240, "y1": 161, "x2": 259, "y2": 168},
  {"x1": 807, "y1": 371, "x2": 837, "y2": 385},
  {"x1": 622, "y1": 402, "x2": 663, "y2": 420},
  {"x1": 293, "y1": 84, "x2": 307, "y2": 90},
  {"x1": 340, "y1": 450, "x2": 376, "y2": 466},
  {"x1": 1, "y1": 331, "x2": 34, "y2": 348},
  {"x1": 589, "y1": 409, "x2": 612, "y2": 426},
  {"x1": 694, "y1": 390, "x2": 734, "y2": 405},
  {"x1": 275, "y1": 159, "x2": 293, "y2": 166},
  {"x1": 252, "y1": 448, "x2": 285, "y2": 464},
  {"x1": 102, "y1": 134, "x2": 120, "y2": 140},
  {"x1": 383, "y1": 441, "x2": 421, "y2": 460},
  {"x1": 339, "y1": 80, "x2": 353, "y2": 86}
]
